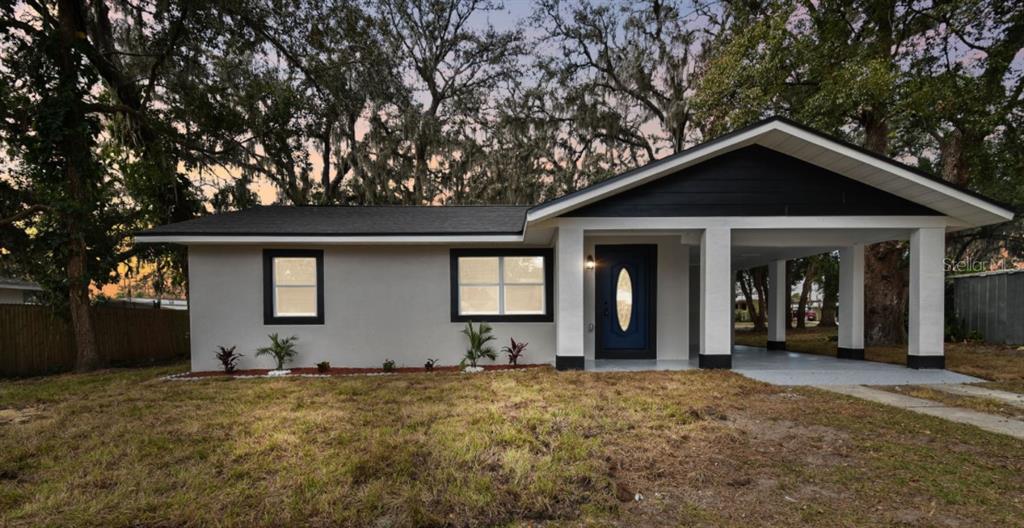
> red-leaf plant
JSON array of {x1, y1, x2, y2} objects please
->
[{"x1": 501, "y1": 338, "x2": 528, "y2": 366}]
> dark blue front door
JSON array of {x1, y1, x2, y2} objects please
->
[{"x1": 595, "y1": 245, "x2": 656, "y2": 359}]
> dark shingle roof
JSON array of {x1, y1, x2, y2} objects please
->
[{"x1": 137, "y1": 205, "x2": 529, "y2": 237}]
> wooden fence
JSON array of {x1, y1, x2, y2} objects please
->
[{"x1": 0, "y1": 305, "x2": 189, "y2": 377}]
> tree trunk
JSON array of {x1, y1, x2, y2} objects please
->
[
  {"x1": 737, "y1": 271, "x2": 759, "y2": 329},
  {"x1": 860, "y1": 109, "x2": 909, "y2": 345},
  {"x1": 752, "y1": 267, "x2": 769, "y2": 331},
  {"x1": 796, "y1": 260, "x2": 817, "y2": 329},
  {"x1": 68, "y1": 238, "x2": 101, "y2": 372},
  {"x1": 864, "y1": 241, "x2": 908, "y2": 345},
  {"x1": 819, "y1": 279, "x2": 838, "y2": 328},
  {"x1": 57, "y1": 0, "x2": 102, "y2": 371}
]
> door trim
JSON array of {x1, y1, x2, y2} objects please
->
[{"x1": 595, "y1": 244, "x2": 657, "y2": 359}]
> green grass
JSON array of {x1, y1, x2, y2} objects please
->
[{"x1": 2, "y1": 364, "x2": 1024, "y2": 526}]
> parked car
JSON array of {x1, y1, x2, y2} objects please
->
[{"x1": 793, "y1": 311, "x2": 817, "y2": 322}]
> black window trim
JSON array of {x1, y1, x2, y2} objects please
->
[
  {"x1": 450, "y1": 248, "x2": 554, "y2": 323},
  {"x1": 263, "y1": 249, "x2": 325, "y2": 325}
]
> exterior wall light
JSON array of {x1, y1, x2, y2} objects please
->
[{"x1": 585, "y1": 255, "x2": 596, "y2": 270}]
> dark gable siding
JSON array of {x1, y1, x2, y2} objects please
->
[{"x1": 563, "y1": 145, "x2": 941, "y2": 217}]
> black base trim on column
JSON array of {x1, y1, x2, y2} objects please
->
[
  {"x1": 555, "y1": 356, "x2": 585, "y2": 371},
  {"x1": 837, "y1": 347, "x2": 865, "y2": 360},
  {"x1": 698, "y1": 354, "x2": 732, "y2": 369},
  {"x1": 766, "y1": 340, "x2": 787, "y2": 351},
  {"x1": 907, "y1": 355, "x2": 945, "y2": 369}
]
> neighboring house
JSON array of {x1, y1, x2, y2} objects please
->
[
  {"x1": 135, "y1": 118, "x2": 1014, "y2": 372},
  {"x1": 0, "y1": 277, "x2": 43, "y2": 305},
  {"x1": 949, "y1": 269, "x2": 1024, "y2": 345}
]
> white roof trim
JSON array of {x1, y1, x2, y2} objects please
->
[
  {"x1": 133, "y1": 234, "x2": 525, "y2": 245},
  {"x1": 526, "y1": 120, "x2": 1014, "y2": 227}
]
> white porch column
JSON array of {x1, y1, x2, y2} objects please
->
[
  {"x1": 767, "y1": 260, "x2": 787, "y2": 350},
  {"x1": 838, "y1": 245, "x2": 865, "y2": 360},
  {"x1": 555, "y1": 225, "x2": 585, "y2": 370},
  {"x1": 700, "y1": 227, "x2": 732, "y2": 368},
  {"x1": 909, "y1": 228, "x2": 946, "y2": 368}
]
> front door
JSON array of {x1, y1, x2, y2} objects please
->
[{"x1": 595, "y1": 245, "x2": 657, "y2": 359}]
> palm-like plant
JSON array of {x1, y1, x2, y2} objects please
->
[
  {"x1": 460, "y1": 321, "x2": 496, "y2": 368},
  {"x1": 256, "y1": 333, "x2": 298, "y2": 371}
]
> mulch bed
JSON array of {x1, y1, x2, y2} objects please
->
[{"x1": 173, "y1": 363, "x2": 550, "y2": 379}]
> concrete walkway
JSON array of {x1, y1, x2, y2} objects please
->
[
  {"x1": 820, "y1": 385, "x2": 1024, "y2": 440},
  {"x1": 928, "y1": 384, "x2": 1024, "y2": 408}
]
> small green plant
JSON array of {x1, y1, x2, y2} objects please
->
[
  {"x1": 460, "y1": 321, "x2": 496, "y2": 368},
  {"x1": 424, "y1": 358, "x2": 438, "y2": 370},
  {"x1": 383, "y1": 359, "x2": 396, "y2": 372},
  {"x1": 316, "y1": 361, "x2": 331, "y2": 374},
  {"x1": 501, "y1": 338, "x2": 528, "y2": 366},
  {"x1": 256, "y1": 334, "x2": 298, "y2": 371},
  {"x1": 215, "y1": 345, "x2": 243, "y2": 373}
]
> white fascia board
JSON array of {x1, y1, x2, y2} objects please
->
[
  {"x1": 554, "y1": 216, "x2": 951, "y2": 230},
  {"x1": 133, "y1": 234, "x2": 525, "y2": 245}
]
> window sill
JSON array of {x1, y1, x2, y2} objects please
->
[
  {"x1": 264, "y1": 315, "x2": 325, "y2": 325},
  {"x1": 451, "y1": 314, "x2": 553, "y2": 323}
]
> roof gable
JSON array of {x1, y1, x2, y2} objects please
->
[
  {"x1": 528, "y1": 118, "x2": 1014, "y2": 227},
  {"x1": 563, "y1": 145, "x2": 940, "y2": 217}
]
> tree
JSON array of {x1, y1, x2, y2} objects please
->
[
  {"x1": 1, "y1": 0, "x2": 224, "y2": 370},
  {"x1": 737, "y1": 267, "x2": 768, "y2": 331},
  {"x1": 694, "y1": 0, "x2": 1024, "y2": 345},
  {"x1": 816, "y1": 252, "x2": 839, "y2": 328},
  {"x1": 2, "y1": 0, "x2": 121, "y2": 370},
  {"x1": 376, "y1": 0, "x2": 525, "y2": 205},
  {"x1": 531, "y1": 0, "x2": 715, "y2": 186}
]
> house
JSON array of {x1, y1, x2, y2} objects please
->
[
  {"x1": 0, "y1": 277, "x2": 43, "y2": 305},
  {"x1": 135, "y1": 118, "x2": 1014, "y2": 372}
]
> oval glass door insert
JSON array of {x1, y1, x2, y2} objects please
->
[{"x1": 615, "y1": 268, "x2": 633, "y2": 332}]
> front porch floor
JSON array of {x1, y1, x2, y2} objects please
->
[{"x1": 586, "y1": 345, "x2": 981, "y2": 386}]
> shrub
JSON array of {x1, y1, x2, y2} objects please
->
[
  {"x1": 501, "y1": 338, "x2": 528, "y2": 366},
  {"x1": 383, "y1": 359, "x2": 396, "y2": 372},
  {"x1": 460, "y1": 321, "x2": 496, "y2": 368},
  {"x1": 316, "y1": 361, "x2": 331, "y2": 374},
  {"x1": 256, "y1": 334, "x2": 298, "y2": 371},
  {"x1": 215, "y1": 346, "x2": 243, "y2": 373},
  {"x1": 424, "y1": 358, "x2": 438, "y2": 371}
]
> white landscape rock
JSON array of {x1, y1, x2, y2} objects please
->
[
  {"x1": 267, "y1": 369, "x2": 292, "y2": 377},
  {"x1": 462, "y1": 366, "x2": 485, "y2": 373}
]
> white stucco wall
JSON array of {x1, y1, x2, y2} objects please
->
[
  {"x1": 187, "y1": 245, "x2": 556, "y2": 372},
  {"x1": 582, "y1": 236, "x2": 691, "y2": 361}
]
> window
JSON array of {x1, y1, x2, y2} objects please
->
[
  {"x1": 263, "y1": 249, "x2": 324, "y2": 325},
  {"x1": 450, "y1": 249, "x2": 553, "y2": 322}
]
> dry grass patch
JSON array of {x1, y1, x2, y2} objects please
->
[
  {"x1": 874, "y1": 385, "x2": 1024, "y2": 419},
  {"x1": 1, "y1": 364, "x2": 1023, "y2": 526}
]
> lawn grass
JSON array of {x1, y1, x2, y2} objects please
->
[
  {"x1": 2, "y1": 364, "x2": 1024, "y2": 526},
  {"x1": 872, "y1": 385, "x2": 1024, "y2": 419},
  {"x1": 735, "y1": 326, "x2": 1024, "y2": 382}
]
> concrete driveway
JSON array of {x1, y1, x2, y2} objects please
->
[
  {"x1": 731, "y1": 345, "x2": 980, "y2": 386},
  {"x1": 586, "y1": 345, "x2": 980, "y2": 386}
]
